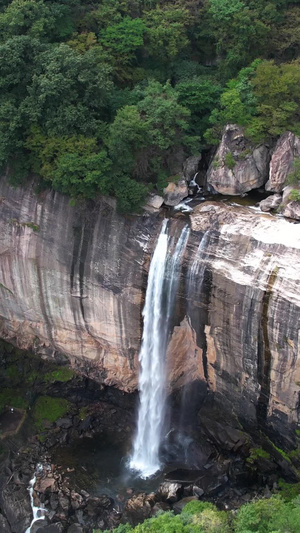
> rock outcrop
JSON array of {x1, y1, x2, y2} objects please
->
[
  {"x1": 163, "y1": 178, "x2": 188, "y2": 206},
  {"x1": 207, "y1": 124, "x2": 269, "y2": 195},
  {"x1": 183, "y1": 156, "x2": 202, "y2": 181},
  {"x1": 259, "y1": 194, "x2": 282, "y2": 212},
  {"x1": 266, "y1": 132, "x2": 300, "y2": 192}
]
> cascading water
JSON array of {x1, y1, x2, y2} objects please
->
[
  {"x1": 25, "y1": 466, "x2": 45, "y2": 533},
  {"x1": 130, "y1": 221, "x2": 189, "y2": 478}
]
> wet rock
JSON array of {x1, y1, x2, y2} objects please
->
[
  {"x1": 0, "y1": 484, "x2": 32, "y2": 533},
  {"x1": 193, "y1": 485, "x2": 204, "y2": 498},
  {"x1": 259, "y1": 194, "x2": 282, "y2": 212},
  {"x1": 35, "y1": 476, "x2": 58, "y2": 493},
  {"x1": 50, "y1": 493, "x2": 59, "y2": 511},
  {"x1": 0, "y1": 513, "x2": 11, "y2": 533},
  {"x1": 207, "y1": 124, "x2": 269, "y2": 195},
  {"x1": 183, "y1": 156, "x2": 202, "y2": 181},
  {"x1": 58, "y1": 495, "x2": 70, "y2": 512},
  {"x1": 163, "y1": 178, "x2": 188, "y2": 206},
  {"x1": 67, "y1": 525, "x2": 84, "y2": 533},
  {"x1": 266, "y1": 132, "x2": 300, "y2": 192},
  {"x1": 36, "y1": 524, "x2": 64, "y2": 533},
  {"x1": 56, "y1": 418, "x2": 73, "y2": 429},
  {"x1": 157, "y1": 482, "x2": 183, "y2": 503}
]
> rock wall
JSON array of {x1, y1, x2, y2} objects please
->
[
  {"x1": 0, "y1": 178, "x2": 163, "y2": 392},
  {"x1": 182, "y1": 203, "x2": 300, "y2": 446},
  {"x1": 0, "y1": 177, "x2": 300, "y2": 445}
]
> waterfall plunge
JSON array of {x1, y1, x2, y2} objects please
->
[{"x1": 130, "y1": 221, "x2": 189, "y2": 478}]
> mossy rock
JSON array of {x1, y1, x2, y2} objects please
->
[
  {"x1": 33, "y1": 396, "x2": 72, "y2": 430},
  {"x1": 44, "y1": 367, "x2": 75, "y2": 383}
]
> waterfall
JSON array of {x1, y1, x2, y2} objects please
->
[{"x1": 130, "y1": 221, "x2": 189, "y2": 478}]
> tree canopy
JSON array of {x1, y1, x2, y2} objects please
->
[{"x1": 0, "y1": 0, "x2": 300, "y2": 211}]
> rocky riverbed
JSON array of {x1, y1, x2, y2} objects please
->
[{"x1": 1, "y1": 341, "x2": 299, "y2": 533}]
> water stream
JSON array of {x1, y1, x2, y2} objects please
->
[
  {"x1": 130, "y1": 221, "x2": 189, "y2": 478},
  {"x1": 25, "y1": 465, "x2": 45, "y2": 533}
]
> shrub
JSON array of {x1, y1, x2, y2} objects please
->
[{"x1": 225, "y1": 151, "x2": 236, "y2": 170}]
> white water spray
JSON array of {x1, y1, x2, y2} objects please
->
[{"x1": 130, "y1": 221, "x2": 189, "y2": 478}]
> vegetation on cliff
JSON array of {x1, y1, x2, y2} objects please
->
[
  {"x1": 1, "y1": 0, "x2": 300, "y2": 210},
  {"x1": 101, "y1": 497, "x2": 300, "y2": 533}
]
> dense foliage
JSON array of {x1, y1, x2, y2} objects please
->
[
  {"x1": 100, "y1": 496, "x2": 300, "y2": 533},
  {"x1": 1, "y1": 0, "x2": 300, "y2": 211}
]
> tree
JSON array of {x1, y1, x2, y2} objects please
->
[
  {"x1": 23, "y1": 44, "x2": 112, "y2": 136},
  {"x1": 144, "y1": 5, "x2": 190, "y2": 63},
  {"x1": 108, "y1": 81, "x2": 194, "y2": 182},
  {"x1": 0, "y1": 0, "x2": 74, "y2": 42},
  {"x1": 26, "y1": 129, "x2": 112, "y2": 198},
  {"x1": 251, "y1": 60, "x2": 300, "y2": 139}
]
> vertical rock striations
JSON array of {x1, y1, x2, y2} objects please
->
[
  {"x1": 0, "y1": 177, "x2": 300, "y2": 445},
  {"x1": 0, "y1": 177, "x2": 162, "y2": 391}
]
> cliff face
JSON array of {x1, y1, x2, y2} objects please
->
[
  {"x1": 0, "y1": 178, "x2": 162, "y2": 391},
  {"x1": 1, "y1": 178, "x2": 300, "y2": 444},
  {"x1": 176, "y1": 204, "x2": 300, "y2": 445}
]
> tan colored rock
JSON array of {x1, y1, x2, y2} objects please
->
[
  {"x1": 187, "y1": 202, "x2": 300, "y2": 446},
  {"x1": 0, "y1": 178, "x2": 162, "y2": 392},
  {"x1": 166, "y1": 317, "x2": 204, "y2": 391},
  {"x1": 163, "y1": 178, "x2": 188, "y2": 206},
  {"x1": 207, "y1": 124, "x2": 269, "y2": 195},
  {"x1": 35, "y1": 476, "x2": 57, "y2": 493},
  {"x1": 144, "y1": 193, "x2": 164, "y2": 212},
  {"x1": 266, "y1": 131, "x2": 300, "y2": 192}
]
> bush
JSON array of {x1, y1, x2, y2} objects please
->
[
  {"x1": 288, "y1": 189, "x2": 300, "y2": 202},
  {"x1": 225, "y1": 151, "x2": 236, "y2": 170}
]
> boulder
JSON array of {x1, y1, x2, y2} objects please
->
[
  {"x1": 163, "y1": 178, "x2": 188, "y2": 206},
  {"x1": 279, "y1": 186, "x2": 300, "y2": 220},
  {"x1": 144, "y1": 193, "x2": 164, "y2": 212},
  {"x1": 183, "y1": 156, "x2": 202, "y2": 181},
  {"x1": 259, "y1": 194, "x2": 282, "y2": 212},
  {"x1": 207, "y1": 124, "x2": 269, "y2": 195},
  {"x1": 121, "y1": 493, "x2": 153, "y2": 527},
  {"x1": 157, "y1": 482, "x2": 183, "y2": 503},
  {"x1": 266, "y1": 132, "x2": 300, "y2": 192},
  {"x1": 282, "y1": 202, "x2": 300, "y2": 221}
]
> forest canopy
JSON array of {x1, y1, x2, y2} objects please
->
[{"x1": 1, "y1": 0, "x2": 300, "y2": 211}]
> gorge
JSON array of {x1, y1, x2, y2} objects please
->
[{"x1": 1, "y1": 166, "x2": 300, "y2": 531}]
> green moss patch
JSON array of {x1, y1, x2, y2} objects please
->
[
  {"x1": 44, "y1": 367, "x2": 75, "y2": 383},
  {"x1": 33, "y1": 396, "x2": 71, "y2": 430},
  {"x1": 0, "y1": 388, "x2": 28, "y2": 414}
]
